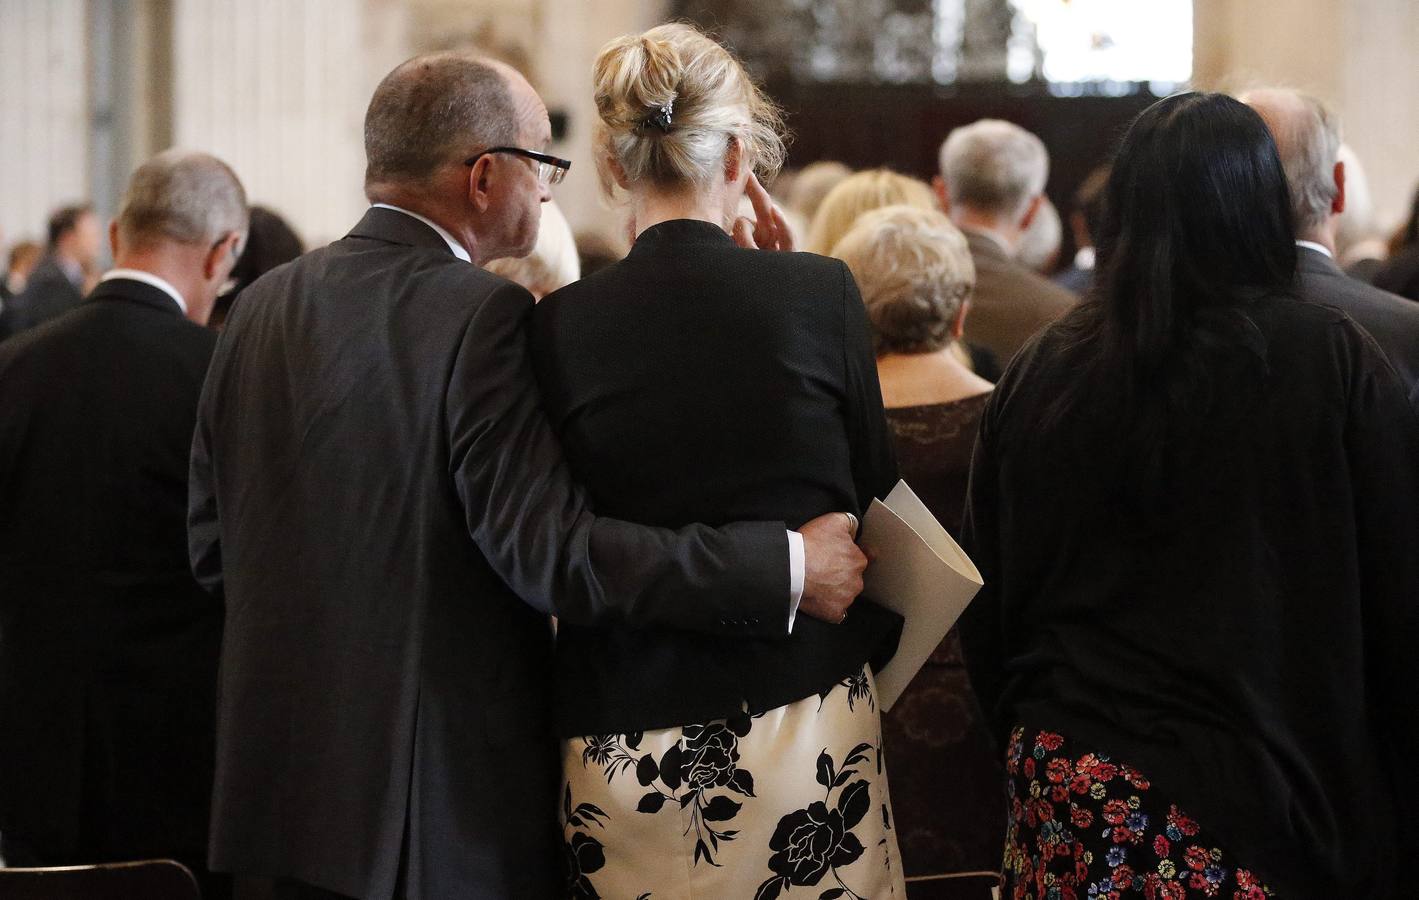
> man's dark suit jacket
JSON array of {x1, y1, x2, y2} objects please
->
[
  {"x1": 0, "y1": 277, "x2": 222, "y2": 867},
  {"x1": 2, "y1": 255, "x2": 85, "y2": 336},
  {"x1": 1297, "y1": 245, "x2": 1419, "y2": 412},
  {"x1": 189, "y1": 206, "x2": 793, "y2": 900},
  {"x1": 962, "y1": 229, "x2": 1077, "y2": 366}
]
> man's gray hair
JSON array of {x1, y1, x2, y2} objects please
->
[
  {"x1": 364, "y1": 52, "x2": 518, "y2": 190},
  {"x1": 117, "y1": 149, "x2": 248, "y2": 247},
  {"x1": 938, "y1": 119, "x2": 1049, "y2": 220},
  {"x1": 1244, "y1": 88, "x2": 1341, "y2": 234}
]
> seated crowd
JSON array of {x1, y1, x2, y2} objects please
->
[{"x1": 1, "y1": 24, "x2": 1417, "y2": 900}]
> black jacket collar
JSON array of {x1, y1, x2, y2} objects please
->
[
  {"x1": 347, "y1": 206, "x2": 457, "y2": 255},
  {"x1": 88, "y1": 276, "x2": 185, "y2": 318},
  {"x1": 628, "y1": 219, "x2": 735, "y2": 258}
]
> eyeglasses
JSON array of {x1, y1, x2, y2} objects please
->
[{"x1": 464, "y1": 147, "x2": 571, "y2": 186}]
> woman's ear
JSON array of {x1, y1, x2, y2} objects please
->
[
  {"x1": 723, "y1": 136, "x2": 746, "y2": 185},
  {"x1": 951, "y1": 298, "x2": 971, "y2": 340}
]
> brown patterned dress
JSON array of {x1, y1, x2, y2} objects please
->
[{"x1": 881, "y1": 392, "x2": 1005, "y2": 896}]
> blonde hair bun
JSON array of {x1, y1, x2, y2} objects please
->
[
  {"x1": 594, "y1": 34, "x2": 683, "y2": 132},
  {"x1": 592, "y1": 23, "x2": 785, "y2": 195}
]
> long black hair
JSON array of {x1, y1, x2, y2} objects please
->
[
  {"x1": 211, "y1": 206, "x2": 304, "y2": 329},
  {"x1": 1035, "y1": 92, "x2": 1297, "y2": 504}
]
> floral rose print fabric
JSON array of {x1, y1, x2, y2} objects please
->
[
  {"x1": 560, "y1": 667, "x2": 905, "y2": 899},
  {"x1": 1003, "y1": 727, "x2": 1275, "y2": 900}
]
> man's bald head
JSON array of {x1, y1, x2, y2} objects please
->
[
  {"x1": 1241, "y1": 87, "x2": 1342, "y2": 236},
  {"x1": 363, "y1": 52, "x2": 522, "y2": 192}
]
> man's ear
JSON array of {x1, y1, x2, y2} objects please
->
[
  {"x1": 1332, "y1": 159, "x2": 1346, "y2": 216},
  {"x1": 108, "y1": 220, "x2": 121, "y2": 259},
  {"x1": 1018, "y1": 194, "x2": 1044, "y2": 232},
  {"x1": 467, "y1": 157, "x2": 495, "y2": 213},
  {"x1": 204, "y1": 233, "x2": 240, "y2": 280},
  {"x1": 932, "y1": 175, "x2": 950, "y2": 213}
]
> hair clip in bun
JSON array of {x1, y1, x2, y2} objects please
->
[{"x1": 641, "y1": 98, "x2": 674, "y2": 133}]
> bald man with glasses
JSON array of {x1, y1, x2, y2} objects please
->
[{"x1": 190, "y1": 53, "x2": 868, "y2": 900}]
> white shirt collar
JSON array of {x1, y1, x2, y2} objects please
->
[
  {"x1": 101, "y1": 268, "x2": 188, "y2": 314},
  {"x1": 1295, "y1": 240, "x2": 1334, "y2": 260},
  {"x1": 370, "y1": 203, "x2": 471, "y2": 263}
]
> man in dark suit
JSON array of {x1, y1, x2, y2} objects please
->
[
  {"x1": 0, "y1": 151, "x2": 248, "y2": 892},
  {"x1": 932, "y1": 119, "x2": 1077, "y2": 366},
  {"x1": 1244, "y1": 88, "x2": 1419, "y2": 412},
  {"x1": 190, "y1": 53, "x2": 868, "y2": 900},
  {"x1": 1, "y1": 204, "x2": 103, "y2": 339}
]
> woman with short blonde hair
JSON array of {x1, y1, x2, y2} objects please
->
[
  {"x1": 834, "y1": 205, "x2": 1003, "y2": 885},
  {"x1": 535, "y1": 23, "x2": 906, "y2": 900},
  {"x1": 805, "y1": 168, "x2": 938, "y2": 255}
]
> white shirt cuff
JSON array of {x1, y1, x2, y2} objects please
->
[{"x1": 787, "y1": 529, "x2": 805, "y2": 633}]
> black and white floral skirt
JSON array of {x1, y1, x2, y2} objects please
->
[{"x1": 561, "y1": 666, "x2": 906, "y2": 899}]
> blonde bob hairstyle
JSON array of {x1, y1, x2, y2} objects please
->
[
  {"x1": 832, "y1": 205, "x2": 975, "y2": 356},
  {"x1": 592, "y1": 23, "x2": 786, "y2": 199},
  {"x1": 804, "y1": 168, "x2": 938, "y2": 255}
]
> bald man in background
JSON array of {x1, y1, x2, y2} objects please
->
[{"x1": 1243, "y1": 88, "x2": 1419, "y2": 412}]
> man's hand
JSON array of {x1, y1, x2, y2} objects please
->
[{"x1": 798, "y1": 512, "x2": 867, "y2": 624}]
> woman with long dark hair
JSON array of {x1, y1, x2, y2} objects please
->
[{"x1": 961, "y1": 92, "x2": 1419, "y2": 897}]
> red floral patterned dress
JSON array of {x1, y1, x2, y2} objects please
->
[{"x1": 1002, "y1": 727, "x2": 1275, "y2": 900}]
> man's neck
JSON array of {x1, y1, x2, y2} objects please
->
[
  {"x1": 951, "y1": 209, "x2": 1017, "y2": 253},
  {"x1": 1296, "y1": 225, "x2": 1337, "y2": 257},
  {"x1": 111, "y1": 250, "x2": 202, "y2": 323},
  {"x1": 370, "y1": 190, "x2": 481, "y2": 264}
]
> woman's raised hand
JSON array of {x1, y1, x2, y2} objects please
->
[{"x1": 731, "y1": 174, "x2": 795, "y2": 252}]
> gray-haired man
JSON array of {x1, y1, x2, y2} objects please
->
[
  {"x1": 932, "y1": 119, "x2": 1077, "y2": 365},
  {"x1": 1242, "y1": 87, "x2": 1419, "y2": 413},
  {"x1": 0, "y1": 149, "x2": 247, "y2": 893}
]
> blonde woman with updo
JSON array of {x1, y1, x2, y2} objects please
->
[
  {"x1": 531, "y1": 23, "x2": 907, "y2": 899},
  {"x1": 803, "y1": 168, "x2": 938, "y2": 256}
]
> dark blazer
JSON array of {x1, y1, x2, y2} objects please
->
[
  {"x1": 533, "y1": 219, "x2": 903, "y2": 737},
  {"x1": 962, "y1": 229, "x2": 1077, "y2": 365},
  {"x1": 1297, "y1": 244, "x2": 1419, "y2": 411},
  {"x1": 960, "y1": 297, "x2": 1419, "y2": 897},
  {"x1": 2, "y1": 255, "x2": 85, "y2": 336},
  {"x1": 190, "y1": 207, "x2": 794, "y2": 900},
  {"x1": 0, "y1": 278, "x2": 222, "y2": 867}
]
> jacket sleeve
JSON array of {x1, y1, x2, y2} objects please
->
[
  {"x1": 840, "y1": 260, "x2": 899, "y2": 511},
  {"x1": 446, "y1": 280, "x2": 793, "y2": 637},
  {"x1": 1345, "y1": 324, "x2": 1419, "y2": 825},
  {"x1": 187, "y1": 367, "x2": 223, "y2": 596}
]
